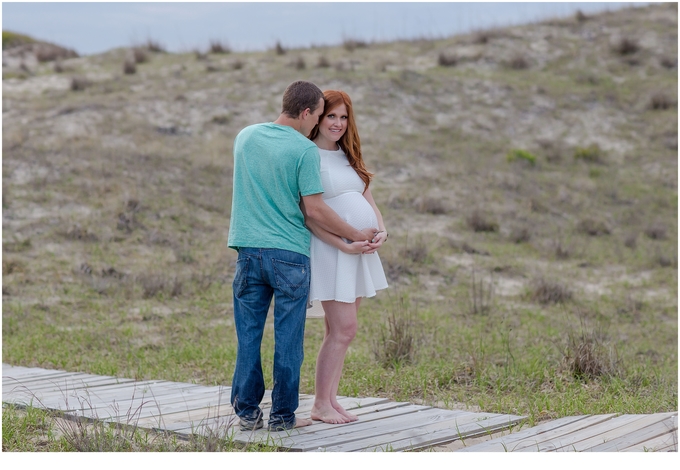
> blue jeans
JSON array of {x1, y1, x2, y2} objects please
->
[{"x1": 230, "y1": 248, "x2": 310, "y2": 430}]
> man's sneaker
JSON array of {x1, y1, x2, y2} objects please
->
[{"x1": 239, "y1": 416, "x2": 264, "y2": 431}]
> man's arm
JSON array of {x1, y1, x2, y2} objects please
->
[
  {"x1": 305, "y1": 217, "x2": 370, "y2": 254},
  {"x1": 300, "y1": 193, "x2": 376, "y2": 243}
]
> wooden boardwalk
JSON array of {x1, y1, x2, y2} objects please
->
[{"x1": 2, "y1": 364, "x2": 676, "y2": 452}]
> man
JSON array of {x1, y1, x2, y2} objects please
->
[{"x1": 228, "y1": 80, "x2": 376, "y2": 432}]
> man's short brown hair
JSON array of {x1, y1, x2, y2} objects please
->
[{"x1": 281, "y1": 81, "x2": 323, "y2": 118}]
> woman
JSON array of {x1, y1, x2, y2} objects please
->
[{"x1": 305, "y1": 90, "x2": 388, "y2": 424}]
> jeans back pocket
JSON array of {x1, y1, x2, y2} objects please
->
[{"x1": 272, "y1": 258, "x2": 309, "y2": 300}]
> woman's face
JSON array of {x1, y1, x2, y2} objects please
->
[{"x1": 317, "y1": 103, "x2": 348, "y2": 144}]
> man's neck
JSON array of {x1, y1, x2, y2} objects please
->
[{"x1": 273, "y1": 114, "x2": 302, "y2": 133}]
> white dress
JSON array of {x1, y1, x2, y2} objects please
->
[{"x1": 307, "y1": 147, "x2": 388, "y2": 316}]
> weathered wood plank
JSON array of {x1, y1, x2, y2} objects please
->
[
  {"x1": 17, "y1": 383, "x2": 207, "y2": 416},
  {"x1": 3, "y1": 376, "x2": 137, "y2": 395},
  {"x1": 13, "y1": 381, "x2": 194, "y2": 409},
  {"x1": 3, "y1": 376, "x2": 135, "y2": 393},
  {"x1": 457, "y1": 415, "x2": 616, "y2": 452},
  {"x1": 67, "y1": 389, "x2": 229, "y2": 420},
  {"x1": 548, "y1": 414, "x2": 673, "y2": 452},
  {"x1": 132, "y1": 404, "x2": 237, "y2": 428},
  {"x1": 126, "y1": 393, "x2": 234, "y2": 421},
  {"x1": 620, "y1": 430, "x2": 678, "y2": 452},
  {"x1": 3, "y1": 371, "x2": 88, "y2": 386},
  {"x1": 283, "y1": 407, "x2": 457, "y2": 450},
  {"x1": 586, "y1": 413, "x2": 677, "y2": 452},
  {"x1": 318, "y1": 412, "x2": 524, "y2": 452},
  {"x1": 2, "y1": 365, "x2": 71, "y2": 380},
  {"x1": 274, "y1": 404, "x2": 437, "y2": 444},
  {"x1": 228, "y1": 404, "x2": 432, "y2": 448}
]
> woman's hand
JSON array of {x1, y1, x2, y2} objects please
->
[
  {"x1": 364, "y1": 231, "x2": 387, "y2": 254},
  {"x1": 340, "y1": 240, "x2": 371, "y2": 254}
]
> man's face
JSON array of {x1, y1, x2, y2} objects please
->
[{"x1": 301, "y1": 98, "x2": 325, "y2": 136}]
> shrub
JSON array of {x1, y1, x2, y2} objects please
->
[
  {"x1": 644, "y1": 222, "x2": 667, "y2": 240},
  {"x1": 655, "y1": 252, "x2": 676, "y2": 268},
  {"x1": 231, "y1": 59, "x2": 244, "y2": 70},
  {"x1": 509, "y1": 226, "x2": 532, "y2": 244},
  {"x1": 373, "y1": 298, "x2": 418, "y2": 367},
  {"x1": 132, "y1": 48, "x2": 148, "y2": 64},
  {"x1": 343, "y1": 38, "x2": 368, "y2": 52},
  {"x1": 292, "y1": 56, "x2": 306, "y2": 70},
  {"x1": 404, "y1": 239, "x2": 429, "y2": 264},
  {"x1": 274, "y1": 41, "x2": 286, "y2": 55},
  {"x1": 146, "y1": 38, "x2": 166, "y2": 53},
  {"x1": 531, "y1": 277, "x2": 572, "y2": 305},
  {"x1": 70, "y1": 76, "x2": 90, "y2": 91},
  {"x1": 564, "y1": 327, "x2": 620, "y2": 380},
  {"x1": 577, "y1": 218, "x2": 610, "y2": 236},
  {"x1": 466, "y1": 210, "x2": 499, "y2": 233},
  {"x1": 211, "y1": 114, "x2": 230, "y2": 125},
  {"x1": 575, "y1": 10, "x2": 588, "y2": 22},
  {"x1": 553, "y1": 237, "x2": 573, "y2": 259},
  {"x1": 416, "y1": 197, "x2": 447, "y2": 215},
  {"x1": 649, "y1": 92, "x2": 674, "y2": 110},
  {"x1": 316, "y1": 56, "x2": 330, "y2": 68},
  {"x1": 507, "y1": 54, "x2": 529, "y2": 70},
  {"x1": 612, "y1": 37, "x2": 639, "y2": 55},
  {"x1": 209, "y1": 40, "x2": 230, "y2": 54},
  {"x1": 65, "y1": 225, "x2": 98, "y2": 242},
  {"x1": 506, "y1": 149, "x2": 537, "y2": 166},
  {"x1": 123, "y1": 59, "x2": 136, "y2": 75},
  {"x1": 36, "y1": 45, "x2": 59, "y2": 62},
  {"x1": 624, "y1": 233, "x2": 638, "y2": 249},
  {"x1": 139, "y1": 274, "x2": 183, "y2": 299},
  {"x1": 472, "y1": 31, "x2": 494, "y2": 44},
  {"x1": 573, "y1": 144, "x2": 605, "y2": 164},
  {"x1": 438, "y1": 52, "x2": 458, "y2": 67},
  {"x1": 660, "y1": 56, "x2": 677, "y2": 69},
  {"x1": 468, "y1": 268, "x2": 494, "y2": 315}
]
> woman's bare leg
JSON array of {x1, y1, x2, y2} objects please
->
[
  {"x1": 328, "y1": 298, "x2": 360, "y2": 421},
  {"x1": 311, "y1": 300, "x2": 358, "y2": 424}
]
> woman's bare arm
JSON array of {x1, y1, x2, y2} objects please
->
[{"x1": 363, "y1": 186, "x2": 388, "y2": 254}]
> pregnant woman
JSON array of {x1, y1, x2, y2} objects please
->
[{"x1": 305, "y1": 90, "x2": 388, "y2": 424}]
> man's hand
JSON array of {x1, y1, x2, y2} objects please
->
[{"x1": 359, "y1": 227, "x2": 377, "y2": 242}]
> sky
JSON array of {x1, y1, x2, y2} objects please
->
[{"x1": 1, "y1": 2, "x2": 650, "y2": 56}]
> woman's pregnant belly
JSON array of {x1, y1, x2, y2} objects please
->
[{"x1": 325, "y1": 192, "x2": 377, "y2": 234}]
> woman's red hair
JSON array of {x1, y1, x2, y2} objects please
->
[{"x1": 309, "y1": 90, "x2": 373, "y2": 189}]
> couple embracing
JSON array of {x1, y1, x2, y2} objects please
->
[{"x1": 227, "y1": 80, "x2": 388, "y2": 432}]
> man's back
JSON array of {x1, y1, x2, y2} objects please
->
[{"x1": 228, "y1": 122, "x2": 323, "y2": 256}]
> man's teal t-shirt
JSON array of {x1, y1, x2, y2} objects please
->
[{"x1": 227, "y1": 123, "x2": 324, "y2": 257}]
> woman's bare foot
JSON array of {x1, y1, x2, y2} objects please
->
[
  {"x1": 294, "y1": 417, "x2": 313, "y2": 428},
  {"x1": 311, "y1": 404, "x2": 350, "y2": 424},
  {"x1": 333, "y1": 403, "x2": 358, "y2": 422}
]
